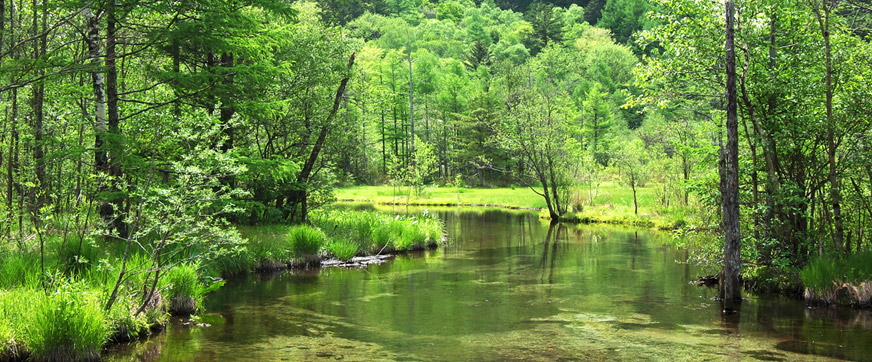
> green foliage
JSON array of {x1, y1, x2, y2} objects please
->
[
  {"x1": 163, "y1": 263, "x2": 207, "y2": 311},
  {"x1": 287, "y1": 225, "x2": 328, "y2": 257},
  {"x1": 311, "y1": 209, "x2": 444, "y2": 253},
  {"x1": 598, "y1": 0, "x2": 656, "y2": 48},
  {"x1": 25, "y1": 283, "x2": 110, "y2": 361},
  {"x1": 0, "y1": 253, "x2": 40, "y2": 289},
  {"x1": 106, "y1": 294, "x2": 152, "y2": 343},
  {"x1": 327, "y1": 239, "x2": 360, "y2": 260},
  {"x1": 801, "y1": 252, "x2": 872, "y2": 294}
]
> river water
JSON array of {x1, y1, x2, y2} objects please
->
[{"x1": 107, "y1": 206, "x2": 872, "y2": 361}]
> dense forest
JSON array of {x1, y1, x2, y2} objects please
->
[{"x1": 1, "y1": 0, "x2": 872, "y2": 359}]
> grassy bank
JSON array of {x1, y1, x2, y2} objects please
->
[
  {"x1": 337, "y1": 184, "x2": 700, "y2": 230},
  {"x1": 218, "y1": 209, "x2": 445, "y2": 274},
  {"x1": 0, "y1": 209, "x2": 444, "y2": 360},
  {"x1": 336, "y1": 185, "x2": 548, "y2": 209},
  {"x1": 801, "y1": 252, "x2": 872, "y2": 307}
]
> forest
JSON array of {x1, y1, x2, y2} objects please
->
[{"x1": 1, "y1": 0, "x2": 871, "y2": 360}]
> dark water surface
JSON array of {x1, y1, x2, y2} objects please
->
[{"x1": 107, "y1": 206, "x2": 872, "y2": 361}]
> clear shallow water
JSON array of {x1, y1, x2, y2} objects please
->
[{"x1": 107, "y1": 206, "x2": 872, "y2": 361}]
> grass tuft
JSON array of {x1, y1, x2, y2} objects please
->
[
  {"x1": 287, "y1": 225, "x2": 327, "y2": 258},
  {"x1": 327, "y1": 238, "x2": 359, "y2": 260},
  {"x1": 26, "y1": 282, "x2": 110, "y2": 361},
  {"x1": 801, "y1": 251, "x2": 872, "y2": 294},
  {"x1": 163, "y1": 263, "x2": 207, "y2": 316}
]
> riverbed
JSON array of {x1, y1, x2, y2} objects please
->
[{"x1": 106, "y1": 206, "x2": 872, "y2": 361}]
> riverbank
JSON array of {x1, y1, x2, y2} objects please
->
[
  {"x1": 336, "y1": 184, "x2": 700, "y2": 230},
  {"x1": 0, "y1": 209, "x2": 443, "y2": 361}
]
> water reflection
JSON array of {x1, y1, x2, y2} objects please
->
[{"x1": 106, "y1": 205, "x2": 872, "y2": 361}]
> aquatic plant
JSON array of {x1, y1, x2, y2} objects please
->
[
  {"x1": 327, "y1": 238, "x2": 359, "y2": 261},
  {"x1": 802, "y1": 251, "x2": 872, "y2": 295},
  {"x1": 163, "y1": 263, "x2": 207, "y2": 316},
  {"x1": 311, "y1": 209, "x2": 444, "y2": 253},
  {"x1": 26, "y1": 282, "x2": 110, "y2": 362},
  {"x1": 287, "y1": 225, "x2": 327, "y2": 258}
]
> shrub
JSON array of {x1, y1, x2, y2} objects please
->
[
  {"x1": 287, "y1": 225, "x2": 326, "y2": 257},
  {"x1": 26, "y1": 282, "x2": 109, "y2": 362}
]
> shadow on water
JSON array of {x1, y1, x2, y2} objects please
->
[{"x1": 105, "y1": 205, "x2": 872, "y2": 361}]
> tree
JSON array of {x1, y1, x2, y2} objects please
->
[
  {"x1": 613, "y1": 139, "x2": 650, "y2": 215},
  {"x1": 497, "y1": 60, "x2": 582, "y2": 220},
  {"x1": 721, "y1": 0, "x2": 741, "y2": 311},
  {"x1": 582, "y1": 83, "x2": 612, "y2": 164},
  {"x1": 598, "y1": 0, "x2": 656, "y2": 48},
  {"x1": 524, "y1": 2, "x2": 564, "y2": 55}
]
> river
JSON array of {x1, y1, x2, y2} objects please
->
[{"x1": 106, "y1": 206, "x2": 872, "y2": 361}]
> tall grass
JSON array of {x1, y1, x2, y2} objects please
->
[
  {"x1": 0, "y1": 288, "x2": 33, "y2": 360},
  {"x1": 0, "y1": 252, "x2": 40, "y2": 288},
  {"x1": 287, "y1": 225, "x2": 327, "y2": 258},
  {"x1": 26, "y1": 282, "x2": 110, "y2": 361},
  {"x1": 163, "y1": 263, "x2": 207, "y2": 316},
  {"x1": 311, "y1": 209, "x2": 444, "y2": 255},
  {"x1": 326, "y1": 238, "x2": 359, "y2": 261},
  {"x1": 801, "y1": 251, "x2": 872, "y2": 294}
]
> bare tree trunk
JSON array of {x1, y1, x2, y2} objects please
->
[{"x1": 722, "y1": 0, "x2": 742, "y2": 312}]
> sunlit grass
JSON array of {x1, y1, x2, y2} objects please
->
[
  {"x1": 311, "y1": 209, "x2": 444, "y2": 255},
  {"x1": 339, "y1": 183, "x2": 698, "y2": 229}
]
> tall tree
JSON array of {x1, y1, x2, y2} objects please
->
[{"x1": 721, "y1": 0, "x2": 742, "y2": 312}]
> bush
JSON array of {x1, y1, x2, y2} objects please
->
[
  {"x1": 26, "y1": 282, "x2": 110, "y2": 362},
  {"x1": 106, "y1": 294, "x2": 151, "y2": 343},
  {"x1": 287, "y1": 225, "x2": 326, "y2": 257}
]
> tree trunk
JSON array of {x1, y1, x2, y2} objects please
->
[
  {"x1": 721, "y1": 0, "x2": 742, "y2": 312},
  {"x1": 220, "y1": 52, "x2": 234, "y2": 152},
  {"x1": 407, "y1": 46, "x2": 415, "y2": 168},
  {"x1": 105, "y1": 5, "x2": 127, "y2": 237},
  {"x1": 291, "y1": 53, "x2": 356, "y2": 222},
  {"x1": 30, "y1": 0, "x2": 46, "y2": 211},
  {"x1": 821, "y1": 4, "x2": 844, "y2": 252},
  {"x1": 84, "y1": 8, "x2": 113, "y2": 227}
]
